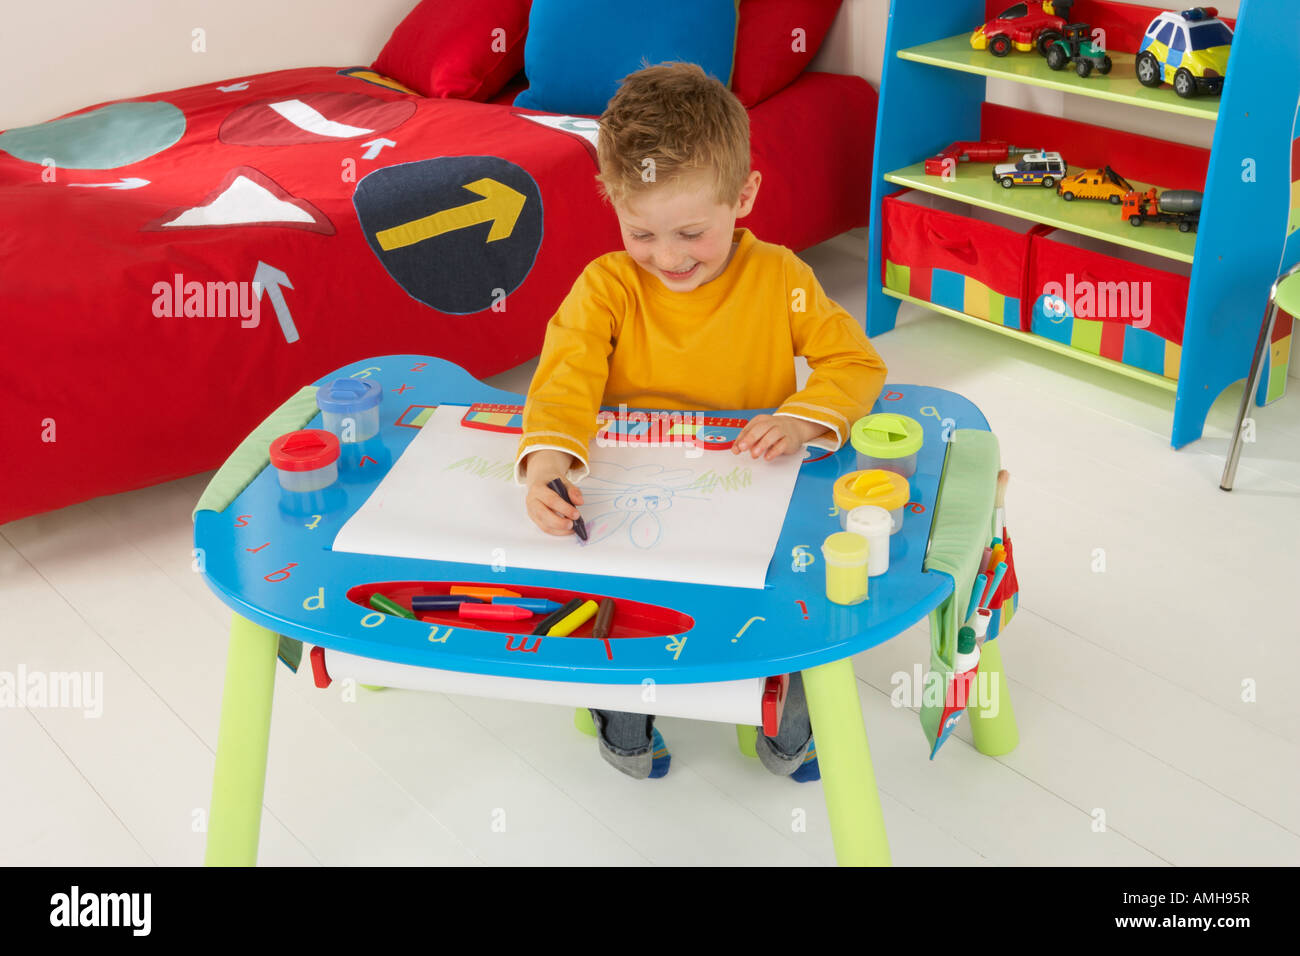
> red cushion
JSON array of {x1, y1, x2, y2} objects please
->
[
  {"x1": 731, "y1": 0, "x2": 843, "y2": 108},
  {"x1": 372, "y1": 0, "x2": 532, "y2": 101}
]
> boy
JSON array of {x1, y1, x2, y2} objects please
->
[{"x1": 515, "y1": 62, "x2": 887, "y2": 780}]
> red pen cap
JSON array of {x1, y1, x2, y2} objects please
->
[{"x1": 459, "y1": 603, "x2": 533, "y2": 621}]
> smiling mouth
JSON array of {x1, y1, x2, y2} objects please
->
[{"x1": 661, "y1": 263, "x2": 699, "y2": 280}]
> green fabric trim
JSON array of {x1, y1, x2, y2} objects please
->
[
  {"x1": 192, "y1": 386, "x2": 320, "y2": 518},
  {"x1": 920, "y1": 430, "x2": 1000, "y2": 745}
]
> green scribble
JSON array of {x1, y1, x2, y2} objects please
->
[
  {"x1": 446, "y1": 455, "x2": 516, "y2": 481},
  {"x1": 685, "y1": 467, "x2": 752, "y2": 493}
]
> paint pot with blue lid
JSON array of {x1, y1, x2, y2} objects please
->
[{"x1": 317, "y1": 378, "x2": 382, "y2": 442}]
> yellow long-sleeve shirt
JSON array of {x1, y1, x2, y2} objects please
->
[{"x1": 516, "y1": 227, "x2": 887, "y2": 481}]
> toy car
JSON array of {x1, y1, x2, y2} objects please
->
[
  {"x1": 1045, "y1": 22, "x2": 1113, "y2": 76},
  {"x1": 1135, "y1": 7, "x2": 1233, "y2": 98},
  {"x1": 1122, "y1": 188, "x2": 1202, "y2": 231},
  {"x1": 971, "y1": 1, "x2": 1075, "y2": 57},
  {"x1": 1058, "y1": 166, "x2": 1133, "y2": 203},
  {"x1": 992, "y1": 151, "x2": 1067, "y2": 188}
]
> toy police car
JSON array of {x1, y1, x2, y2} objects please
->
[
  {"x1": 992, "y1": 151, "x2": 1067, "y2": 188},
  {"x1": 1135, "y1": 7, "x2": 1233, "y2": 98}
]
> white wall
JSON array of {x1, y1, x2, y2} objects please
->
[
  {"x1": 3, "y1": 0, "x2": 1240, "y2": 134},
  {"x1": 0, "y1": 0, "x2": 417, "y2": 128}
]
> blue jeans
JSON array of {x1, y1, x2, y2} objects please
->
[{"x1": 589, "y1": 672, "x2": 813, "y2": 775}]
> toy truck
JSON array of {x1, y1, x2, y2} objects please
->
[
  {"x1": 1045, "y1": 22, "x2": 1113, "y2": 76},
  {"x1": 1122, "y1": 188, "x2": 1202, "y2": 232},
  {"x1": 1058, "y1": 166, "x2": 1133, "y2": 203}
]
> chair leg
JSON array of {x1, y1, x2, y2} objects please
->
[
  {"x1": 968, "y1": 637, "x2": 1019, "y2": 756},
  {"x1": 205, "y1": 614, "x2": 279, "y2": 866},
  {"x1": 574, "y1": 706, "x2": 596, "y2": 737},
  {"x1": 801, "y1": 659, "x2": 891, "y2": 866},
  {"x1": 1222, "y1": 299, "x2": 1281, "y2": 490}
]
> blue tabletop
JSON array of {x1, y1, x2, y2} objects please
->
[{"x1": 195, "y1": 356, "x2": 989, "y2": 683}]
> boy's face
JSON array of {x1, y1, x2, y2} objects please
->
[{"x1": 614, "y1": 170, "x2": 761, "y2": 293}]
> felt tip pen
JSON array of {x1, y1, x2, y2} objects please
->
[
  {"x1": 981, "y1": 561, "x2": 1008, "y2": 609},
  {"x1": 546, "y1": 478, "x2": 588, "y2": 542},
  {"x1": 492, "y1": 597, "x2": 564, "y2": 614},
  {"x1": 412, "y1": 594, "x2": 485, "y2": 612},
  {"x1": 451, "y1": 585, "x2": 521, "y2": 599},
  {"x1": 966, "y1": 573, "x2": 988, "y2": 622},
  {"x1": 459, "y1": 603, "x2": 534, "y2": 621},
  {"x1": 533, "y1": 597, "x2": 584, "y2": 635},
  {"x1": 369, "y1": 592, "x2": 415, "y2": 619},
  {"x1": 547, "y1": 599, "x2": 599, "y2": 637},
  {"x1": 591, "y1": 598, "x2": 616, "y2": 640}
]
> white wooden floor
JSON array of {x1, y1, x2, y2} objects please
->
[{"x1": 3, "y1": 228, "x2": 1298, "y2": 866}]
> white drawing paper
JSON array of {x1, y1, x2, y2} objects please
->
[{"x1": 332, "y1": 405, "x2": 803, "y2": 589}]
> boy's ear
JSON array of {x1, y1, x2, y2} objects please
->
[{"x1": 736, "y1": 170, "x2": 761, "y2": 217}]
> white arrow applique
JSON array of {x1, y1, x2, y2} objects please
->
[
  {"x1": 217, "y1": 81, "x2": 251, "y2": 92},
  {"x1": 360, "y1": 137, "x2": 396, "y2": 160},
  {"x1": 68, "y1": 178, "x2": 150, "y2": 190},
  {"x1": 267, "y1": 99, "x2": 373, "y2": 138},
  {"x1": 253, "y1": 262, "x2": 299, "y2": 343}
]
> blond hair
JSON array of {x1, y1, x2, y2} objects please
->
[{"x1": 595, "y1": 61, "x2": 750, "y2": 210}]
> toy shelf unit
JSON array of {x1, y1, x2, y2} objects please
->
[{"x1": 867, "y1": 0, "x2": 1300, "y2": 448}]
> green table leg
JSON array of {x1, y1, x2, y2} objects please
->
[
  {"x1": 968, "y1": 638, "x2": 1019, "y2": 756},
  {"x1": 736, "y1": 724, "x2": 757, "y2": 757},
  {"x1": 205, "y1": 613, "x2": 279, "y2": 866},
  {"x1": 802, "y1": 659, "x2": 891, "y2": 866}
]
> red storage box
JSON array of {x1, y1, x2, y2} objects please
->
[
  {"x1": 881, "y1": 190, "x2": 1043, "y2": 329},
  {"x1": 1026, "y1": 229, "x2": 1192, "y2": 380}
]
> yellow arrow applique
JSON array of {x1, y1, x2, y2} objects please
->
[{"x1": 375, "y1": 178, "x2": 526, "y2": 251}]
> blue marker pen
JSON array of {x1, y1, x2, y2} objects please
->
[{"x1": 493, "y1": 597, "x2": 564, "y2": 614}]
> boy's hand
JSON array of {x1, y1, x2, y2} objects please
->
[
  {"x1": 523, "y1": 449, "x2": 585, "y2": 535},
  {"x1": 733, "y1": 415, "x2": 828, "y2": 461}
]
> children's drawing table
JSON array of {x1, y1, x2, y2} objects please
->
[{"x1": 195, "y1": 355, "x2": 1016, "y2": 866}]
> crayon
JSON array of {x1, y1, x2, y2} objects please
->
[
  {"x1": 533, "y1": 597, "x2": 584, "y2": 635},
  {"x1": 492, "y1": 597, "x2": 564, "y2": 614},
  {"x1": 547, "y1": 599, "x2": 599, "y2": 637},
  {"x1": 592, "y1": 599, "x2": 616, "y2": 640},
  {"x1": 369, "y1": 592, "x2": 414, "y2": 619},
  {"x1": 451, "y1": 585, "x2": 521, "y2": 600},
  {"x1": 460, "y1": 603, "x2": 534, "y2": 621},
  {"x1": 546, "y1": 478, "x2": 588, "y2": 542},
  {"x1": 412, "y1": 594, "x2": 485, "y2": 612}
]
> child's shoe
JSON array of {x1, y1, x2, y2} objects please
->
[{"x1": 590, "y1": 709, "x2": 670, "y2": 779}]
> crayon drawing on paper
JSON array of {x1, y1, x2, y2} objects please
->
[{"x1": 333, "y1": 406, "x2": 802, "y2": 588}]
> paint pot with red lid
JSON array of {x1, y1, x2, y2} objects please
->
[{"x1": 269, "y1": 429, "x2": 340, "y2": 492}]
